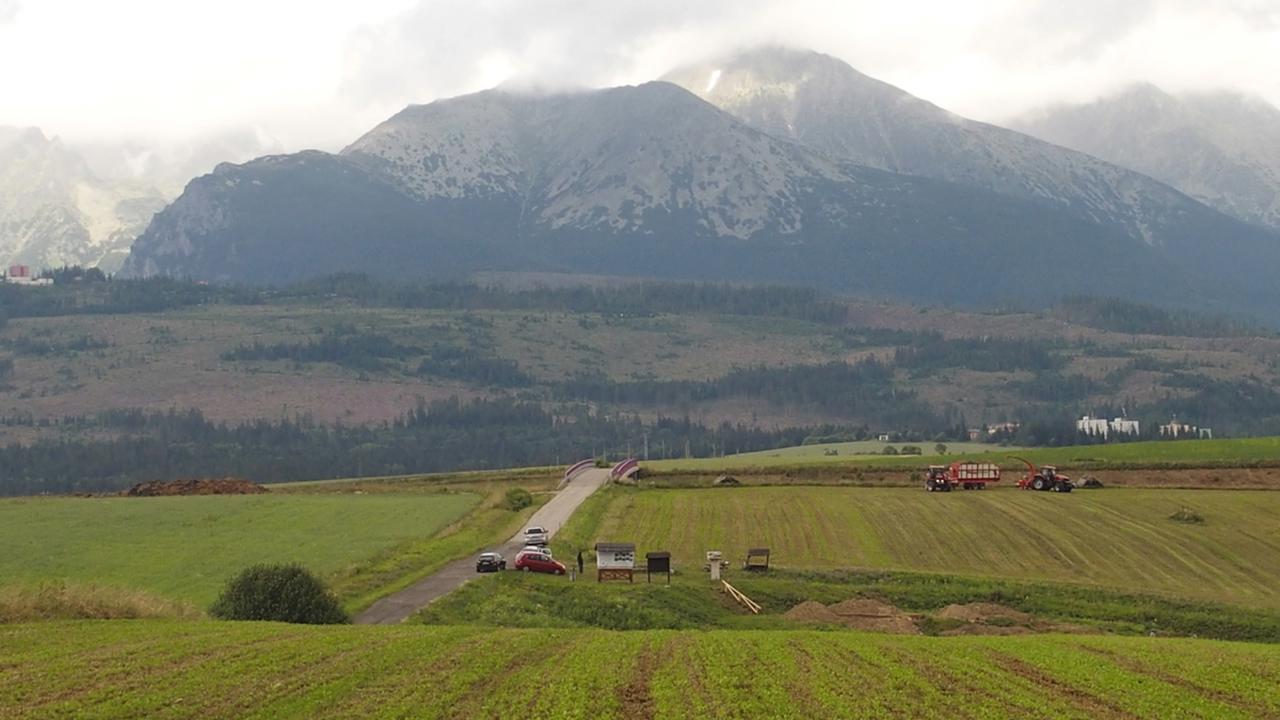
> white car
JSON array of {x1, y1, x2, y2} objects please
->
[
  {"x1": 521, "y1": 545, "x2": 552, "y2": 557},
  {"x1": 523, "y1": 526, "x2": 548, "y2": 546}
]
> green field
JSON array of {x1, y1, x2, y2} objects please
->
[
  {"x1": 3, "y1": 621, "x2": 1278, "y2": 719},
  {"x1": 558, "y1": 486, "x2": 1280, "y2": 608},
  {"x1": 649, "y1": 436, "x2": 1280, "y2": 473},
  {"x1": 0, "y1": 494, "x2": 479, "y2": 607}
]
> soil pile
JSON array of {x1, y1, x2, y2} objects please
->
[
  {"x1": 827, "y1": 598, "x2": 920, "y2": 634},
  {"x1": 784, "y1": 601, "x2": 840, "y2": 624},
  {"x1": 936, "y1": 603, "x2": 1032, "y2": 625},
  {"x1": 936, "y1": 603, "x2": 1037, "y2": 636},
  {"x1": 123, "y1": 478, "x2": 268, "y2": 496}
]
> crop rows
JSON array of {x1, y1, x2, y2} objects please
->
[
  {"x1": 576, "y1": 486, "x2": 1280, "y2": 608},
  {"x1": 3, "y1": 621, "x2": 1279, "y2": 719}
]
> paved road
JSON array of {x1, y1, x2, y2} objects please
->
[{"x1": 354, "y1": 467, "x2": 611, "y2": 625}]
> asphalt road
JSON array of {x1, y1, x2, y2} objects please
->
[{"x1": 353, "y1": 467, "x2": 611, "y2": 625}]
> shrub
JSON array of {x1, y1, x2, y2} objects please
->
[
  {"x1": 210, "y1": 564, "x2": 348, "y2": 624},
  {"x1": 1169, "y1": 508, "x2": 1205, "y2": 525},
  {"x1": 503, "y1": 487, "x2": 533, "y2": 511},
  {"x1": 900, "y1": 445, "x2": 923, "y2": 455},
  {"x1": 882, "y1": 446, "x2": 899, "y2": 455}
]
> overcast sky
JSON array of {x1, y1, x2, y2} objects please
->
[{"x1": 2, "y1": 0, "x2": 1277, "y2": 153}]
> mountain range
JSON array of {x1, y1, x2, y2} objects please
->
[
  {"x1": 1012, "y1": 83, "x2": 1280, "y2": 230},
  {"x1": 0, "y1": 127, "x2": 167, "y2": 273},
  {"x1": 38, "y1": 48, "x2": 1280, "y2": 319}
]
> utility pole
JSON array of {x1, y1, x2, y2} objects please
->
[{"x1": 643, "y1": 432, "x2": 649, "y2": 461}]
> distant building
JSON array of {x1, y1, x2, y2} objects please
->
[
  {"x1": 1160, "y1": 417, "x2": 1212, "y2": 439},
  {"x1": 986, "y1": 422, "x2": 1020, "y2": 436},
  {"x1": 3, "y1": 265, "x2": 52, "y2": 286},
  {"x1": 1077, "y1": 415, "x2": 1139, "y2": 439}
]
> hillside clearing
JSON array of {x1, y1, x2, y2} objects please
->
[{"x1": 2, "y1": 621, "x2": 1277, "y2": 719}]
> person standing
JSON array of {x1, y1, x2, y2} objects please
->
[{"x1": 576, "y1": 549, "x2": 585, "y2": 576}]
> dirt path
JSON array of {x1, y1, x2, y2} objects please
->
[{"x1": 354, "y1": 468, "x2": 611, "y2": 625}]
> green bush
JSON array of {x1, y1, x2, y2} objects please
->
[
  {"x1": 503, "y1": 488, "x2": 533, "y2": 511},
  {"x1": 210, "y1": 563, "x2": 348, "y2": 624}
]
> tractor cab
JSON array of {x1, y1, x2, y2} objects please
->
[
  {"x1": 924, "y1": 465, "x2": 952, "y2": 492},
  {"x1": 1013, "y1": 458, "x2": 1074, "y2": 493}
]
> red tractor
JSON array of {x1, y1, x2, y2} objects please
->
[{"x1": 1012, "y1": 457, "x2": 1074, "y2": 492}]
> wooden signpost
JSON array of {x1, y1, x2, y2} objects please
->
[
  {"x1": 646, "y1": 551, "x2": 671, "y2": 584},
  {"x1": 595, "y1": 542, "x2": 635, "y2": 582}
]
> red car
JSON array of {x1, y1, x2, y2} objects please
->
[{"x1": 514, "y1": 550, "x2": 566, "y2": 575}]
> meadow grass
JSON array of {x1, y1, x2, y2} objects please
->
[
  {"x1": 416, "y1": 568, "x2": 1280, "y2": 643},
  {"x1": 646, "y1": 436, "x2": 1280, "y2": 472},
  {"x1": 560, "y1": 485, "x2": 1280, "y2": 608},
  {"x1": 3, "y1": 620, "x2": 1279, "y2": 719},
  {"x1": 0, "y1": 493, "x2": 479, "y2": 607}
]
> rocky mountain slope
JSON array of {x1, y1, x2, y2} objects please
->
[
  {"x1": 122, "y1": 59, "x2": 1280, "y2": 319},
  {"x1": 660, "y1": 48, "x2": 1250, "y2": 249},
  {"x1": 1012, "y1": 84, "x2": 1280, "y2": 229},
  {"x1": 0, "y1": 128, "x2": 167, "y2": 273}
]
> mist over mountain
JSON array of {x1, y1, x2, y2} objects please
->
[
  {"x1": 1012, "y1": 84, "x2": 1280, "y2": 230},
  {"x1": 0, "y1": 127, "x2": 166, "y2": 272},
  {"x1": 121, "y1": 49, "x2": 1280, "y2": 319}
]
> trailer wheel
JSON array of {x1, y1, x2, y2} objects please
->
[{"x1": 1060, "y1": 482, "x2": 1073, "y2": 493}]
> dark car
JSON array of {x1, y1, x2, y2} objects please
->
[
  {"x1": 475, "y1": 552, "x2": 506, "y2": 573},
  {"x1": 514, "y1": 550, "x2": 566, "y2": 575}
]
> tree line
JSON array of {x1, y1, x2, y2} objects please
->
[{"x1": 0, "y1": 399, "x2": 818, "y2": 496}]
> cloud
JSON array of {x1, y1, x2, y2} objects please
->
[
  {"x1": 338, "y1": 0, "x2": 1280, "y2": 126},
  {"x1": 0, "y1": 0, "x2": 20, "y2": 24}
]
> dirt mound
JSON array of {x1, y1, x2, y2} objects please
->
[
  {"x1": 826, "y1": 598, "x2": 920, "y2": 634},
  {"x1": 936, "y1": 603, "x2": 1032, "y2": 625},
  {"x1": 123, "y1": 478, "x2": 268, "y2": 497},
  {"x1": 828, "y1": 598, "x2": 900, "y2": 618},
  {"x1": 940, "y1": 624, "x2": 1031, "y2": 636},
  {"x1": 784, "y1": 601, "x2": 840, "y2": 624}
]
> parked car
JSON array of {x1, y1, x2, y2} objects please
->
[
  {"x1": 523, "y1": 526, "x2": 549, "y2": 546},
  {"x1": 521, "y1": 545, "x2": 552, "y2": 558},
  {"x1": 514, "y1": 550, "x2": 566, "y2": 575},
  {"x1": 475, "y1": 552, "x2": 506, "y2": 573}
]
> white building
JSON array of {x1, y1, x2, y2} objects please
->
[
  {"x1": 1160, "y1": 418, "x2": 1212, "y2": 439},
  {"x1": 1077, "y1": 415, "x2": 1140, "y2": 438}
]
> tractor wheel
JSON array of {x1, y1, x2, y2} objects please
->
[
  {"x1": 1032, "y1": 477, "x2": 1047, "y2": 491},
  {"x1": 1060, "y1": 482, "x2": 1073, "y2": 493},
  {"x1": 926, "y1": 480, "x2": 935, "y2": 492}
]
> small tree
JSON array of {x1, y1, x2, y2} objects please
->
[
  {"x1": 503, "y1": 487, "x2": 533, "y2": 511},
  {"x1": 210, "y1": 563, "x2": 348, "y2": 624},
  {"x1": 935, "y1": 443, "x2": 948, "y2": 455}
]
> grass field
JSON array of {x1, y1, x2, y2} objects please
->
[
  {"x1": 647, "y1": 436, "x2": 1280, "y2": 473},
  {"x1": 418, "y1": 568, "x2": 1280, "y2": 642},
  {"x1": 557, "y1": 486, "x2": 1280, "y2": 608},
  {"x1": 3, "y1": 620, "x2": 1278, "y2": 719},
  {"x1": 0, "y1": 494, "x2": 479, "y2": 607}
]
